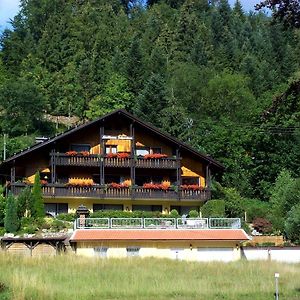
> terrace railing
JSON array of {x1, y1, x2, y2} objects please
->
[
  {"x1": 11, "y1": 183, "x2": 210, "y2": 201},
  {"x1": 209, "y1": 218, "x2": 241, "y2": 229},
  {"x1": 76, "y1": 217, "x2": 241, "y2": 230}
]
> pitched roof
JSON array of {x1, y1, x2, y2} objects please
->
[
  {"x1": 1, "y1": 109, "x2": 223, "y2": 169},
  {"x1": 70, "y1": 229, "x2": 249, "y2": 242}
]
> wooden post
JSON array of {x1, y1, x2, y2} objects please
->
[
  {"x1": 176, "y1": 148, "x2": 181, "y2": 200},
  {"x1": 130, "y1": 123, "x2": 135, "y2": 199},
  {"x1": 10, "y1": 164, "x2": 15, "y2": 184},
  {"x1": 99, "y1": 126, "x2": 105, "y2": 186},
  {"x1": 206, "y1": 163, "x2": 211, "y2": 189}
]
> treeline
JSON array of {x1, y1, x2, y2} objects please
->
[{"x1": 0, "y1": 0, "x2": 300, "y2": 204}]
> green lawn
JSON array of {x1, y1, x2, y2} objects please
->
[{"x1": 0, "y1": 253, "x2": 299, "y2": 300}]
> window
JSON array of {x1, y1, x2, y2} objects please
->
[
  {"x1": 45, "y1": 203, "x2": 68, "y2": 217},
  {"x1": 182, "y1": 177, "x2": 200, "y2": 185},
  {"x1": 126, "y1": 247, "x2": 140, "y2": 257},
  {"x1": 105, "y1": 146, "x2": 117, "y2": 154},
  {"x1": 94, "y1": 247, "x2": 108, "y2": 258},
  {"x1": 150, "y1": 147, "x2": 161, "y2": 154},
  {"x1": 93, "y1": 204, "x2": 123, "y2": 211},
  {"x1": 71, "y1": 144, "x2": 91, "y2": 152},
  {"x1": 136, "y1": 147, "x2": 150, "y2": 156},
  {"x1": 136, "y1": 147, "x2": 162, "y2": 156},
  {"x1": 132, "y1": 205, "x2": 162, "y2": 212}
]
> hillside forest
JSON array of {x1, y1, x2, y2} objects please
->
[{"x1": 0, "y1": 0, "x2": 300, "y2": 239}]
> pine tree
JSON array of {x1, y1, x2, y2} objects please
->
[
  {"x1": 4, "y1": 192, "x2": 20, "y2": 233},
  {"x1": 17, "y1": 186, "x2": 33, "y2": 218},
  {"x1": 0, "y1": 187, "x2": 6, "y2": 227},
  {"x1": 32, "y1": 172, "x2": 45, "y2": 219}
]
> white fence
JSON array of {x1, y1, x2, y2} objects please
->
[{"x1": 75, "y1": 217, "x2": 241, "y2": 230}]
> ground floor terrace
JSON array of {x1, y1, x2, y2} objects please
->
[{"x1": 70, "y1": 217, "x2": 249, "y2": 262}]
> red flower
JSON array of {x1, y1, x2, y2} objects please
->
[
  {"x1": 143, "y1": 153, "x2": 168, "y2": 159},
  {"x1": 66, "y1": 151, "x2": 77, "y2": 156}
]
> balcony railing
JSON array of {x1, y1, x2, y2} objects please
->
[
  {"x1": 136, "y1": 157, "x2": 177, "y2": 169},
  {"x1": 75, "y1": 217, "x2": 241, "y2": 230},
  {"x1": 11, "y1": 183, "x2": 210, "y2": 201},
  {"x1": 51, "y1": 153, "x2": 178, "y2": 169}
]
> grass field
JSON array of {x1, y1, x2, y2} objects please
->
[{"x1": 0, "y1": 253, "x2": 299, "y2": 300}]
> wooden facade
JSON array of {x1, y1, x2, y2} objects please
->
[{"x1": 0, "y1": 110, "x2": 223, "y2": 215}]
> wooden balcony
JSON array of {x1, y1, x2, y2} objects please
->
[
  {"x1": 51, "y1": 153, "x2": 178, "y2": 169},
  {"x1": 11, "y1": 183, "x2": 210, "y2": 201},
  {"x1": 135, "y1": 157, "x2": 177, "y2": 169}
]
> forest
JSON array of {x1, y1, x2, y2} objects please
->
[{"x1": 0, "y1": 0, "x2": 299, "y2": 238}]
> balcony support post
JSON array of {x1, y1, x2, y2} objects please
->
[
  {"x1": 176, "y1": 148, "x2": 181, "y2": 200},
  {"x1": 206, "y1": 163, "x2": 211, "y2": 189},
  {"x1": 100, "y1": 126, "x2": 105, "y2": 185},
  {"x1": 10, "y1": 160, "x2": 16, "y2": 185},
  {"x1": 50, "y1": 149, "x2": 56, "y2": 184},
  {"x1": 130, "y1": 123, "x2": 135, "y2": 199}
]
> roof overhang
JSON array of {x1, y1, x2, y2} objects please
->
[{"x1": 0, "y1": 109, "x2": 224, "y2": 170}]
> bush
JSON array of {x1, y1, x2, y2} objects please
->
[
  {"x1": 51, "y1": 219, "x2": 67, "y2": 231},
  {"x1": 56, "y1": 213, "x2": 76, "y2": 222},
  {"x1": 169, "y1": 209, "x2": 179, "y2": 218},
  {"x1": 90, "y1": 210, "x2": 166, "y2": 219},
  {"x1": 243, "y1": 199, "x2": 270, "y2": 222},
  {"x1": 188, "y1": 210, "x2": 199, "y2": 218},
  {"x1": 201, "y1": 200, "x2": 225, "y2": 217},
  {"x1": 252, "y1": 218, "x2": 273, "y2": 234},
  {"x1": 285, "y1": 203, "x2": 300, "y2": 244},
  {"x1": 0, "y1": 227, "x2": 5, "y2": 236}
]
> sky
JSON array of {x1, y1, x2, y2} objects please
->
[{"x1": 0, "y1": 0, "x2": 261, "y2": 32}]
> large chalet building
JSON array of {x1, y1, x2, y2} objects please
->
[{"x1": 0, "y1": 110, "x2": 223, "y2": 216}]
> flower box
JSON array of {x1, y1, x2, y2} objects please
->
[{"x1": 143, "y1": 154, "x2": 168, "y2": 159}]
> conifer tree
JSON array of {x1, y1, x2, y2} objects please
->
[
  {"x1": 17, "y1": 186, "x2": 33, "y2": 218},
  {"x1": 32, "y1": 172, "x2": 45, "y2": 219},
  {"x1": 0, "y1": 187, "x2": 6, "y2": 227},
  {"x1": 4, "y1": 192, "x2": 20, "y2": 233}
]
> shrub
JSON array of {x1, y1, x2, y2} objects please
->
[
  {"x1": 285, "y1": 203, "x2": 300, "y2": 244},
  {"x1": 90, "y1": 210, "x2": 166, "y2": 219},
  {"x1": 0, "y1": 227, "x2": 5, "y2": 236},
  {"x1": 51, "y1": 220, "x2": 67, "y2": 231},
  {"x1": 201, "y1": 200, "x2": 225, "y2": 218},
  {"x1": 188, "y1": 210, "x2": 199, "y2": 218},
  {"x1": 252, "y1": 218, "x2": 273, "y2": 234},
  {"x1": 56, "y1": 213, "x2": 76, "y2": 222},
  {"x1": 169, "y1": 209, "x2": 179, "y2": 218},
  {"x1": 243, "y1": 199, "x2": 270, "y2": 222}
]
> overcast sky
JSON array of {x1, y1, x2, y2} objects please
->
[{"x1": 0, "y1": 0, "x2": 261, "y2": 32}]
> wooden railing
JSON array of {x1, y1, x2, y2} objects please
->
[
  {"x1": 11, "y1": 183, "x2": 210, "y2": 201},
  {"x1": 136, "y1": 157, "x2": 177, "y2": 169},
  {"x1": 51, "y1": 153, "x2": 178, "y2": 169}
]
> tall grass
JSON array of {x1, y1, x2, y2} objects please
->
[{"x1": 0, "y1": 253, "x2": 299, "y2": 300}]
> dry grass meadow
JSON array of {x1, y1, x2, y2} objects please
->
[{"x1": 0, "y1": 253, "x2": 299, "y2": 300}]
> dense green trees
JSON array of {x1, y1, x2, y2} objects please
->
[{"x1": 0, "y1": 0, "x2": 299, "y2": 233}]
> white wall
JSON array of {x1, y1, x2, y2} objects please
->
[{"x1": 243, "y1": 248, "x2": 300, "y2": 263}]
